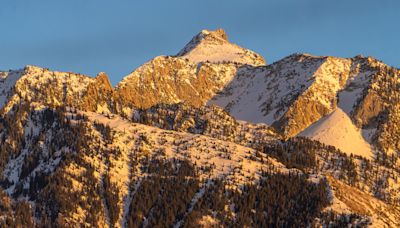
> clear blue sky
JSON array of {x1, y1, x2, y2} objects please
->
[{"x1": 1, "y1": 0, "x2": 399, "y2": 85}]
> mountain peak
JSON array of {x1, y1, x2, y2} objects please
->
[
  {"x1": 176, "y1": 28, "x2": 265, "y2": 66},
  {"x1": 199, "y1": 28, "x2": 228, "y2": 42},
  {"x1": 176, "y1": 28, "x2": 229, "y2": 57},
  {"x1": 94, "y1": 72, "x2": 113, "y2": 91},
  {"x1": 96, "y1": 71, "x2": 109, "y2": 80}
]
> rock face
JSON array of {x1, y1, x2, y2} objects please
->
[
  {"x1": 339, "y1": 57, "x2": 400, "y2": 155},
  {"x1": 115, "y1": 56, "x2": 239, "y2": 108},
  {"x1": 81, "y1": 72, "x2": 118, "y2": 113}
]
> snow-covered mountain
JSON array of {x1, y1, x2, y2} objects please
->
[
  {"x1": 209, "y1": 54, "x2": 400, "y2": 157},
  {"x1": 0, "y1": 29, "x2": 400, "y2": 227},
  {"x1": 115, "y1": 36, "x2": 399, "y2": 158}
]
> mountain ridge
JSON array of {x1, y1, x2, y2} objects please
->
[
  {"x1": 1, "y1": 28, "x2": 399, "y2": 227},
  {"x1": 2, "y1": 30, "x2": 399, "y2": 159},
  {"x1": 2, "y1": 30, "x2": 399, "y2": 157}
]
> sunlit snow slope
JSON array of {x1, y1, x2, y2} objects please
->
[{"x1": 299, "y1": 108, "x2": 373, "y2": 159}]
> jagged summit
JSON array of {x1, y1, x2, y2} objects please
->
[
  {"x1": 176, "y1": 28, "x2": 265, "y2": 66},
  {"x1": 203, "y1": 28, "x2": 229, "y2": 41},
  {"x1": 94, "y1": 72, "x2": 113, "y2": 90},
  {"x1": 177, "y1": 29, "x2": 229, "y2": 56}
]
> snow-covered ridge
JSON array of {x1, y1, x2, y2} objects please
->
[
  {"x1": 84, "y1": 111, "x2": 288, "y2": 181},
  {"x1": 208, "y1": 54, "x2": 331, "y2": 125},
  {"x1": 208, "y1": 54, "x2": 391, "y2": 139}
]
